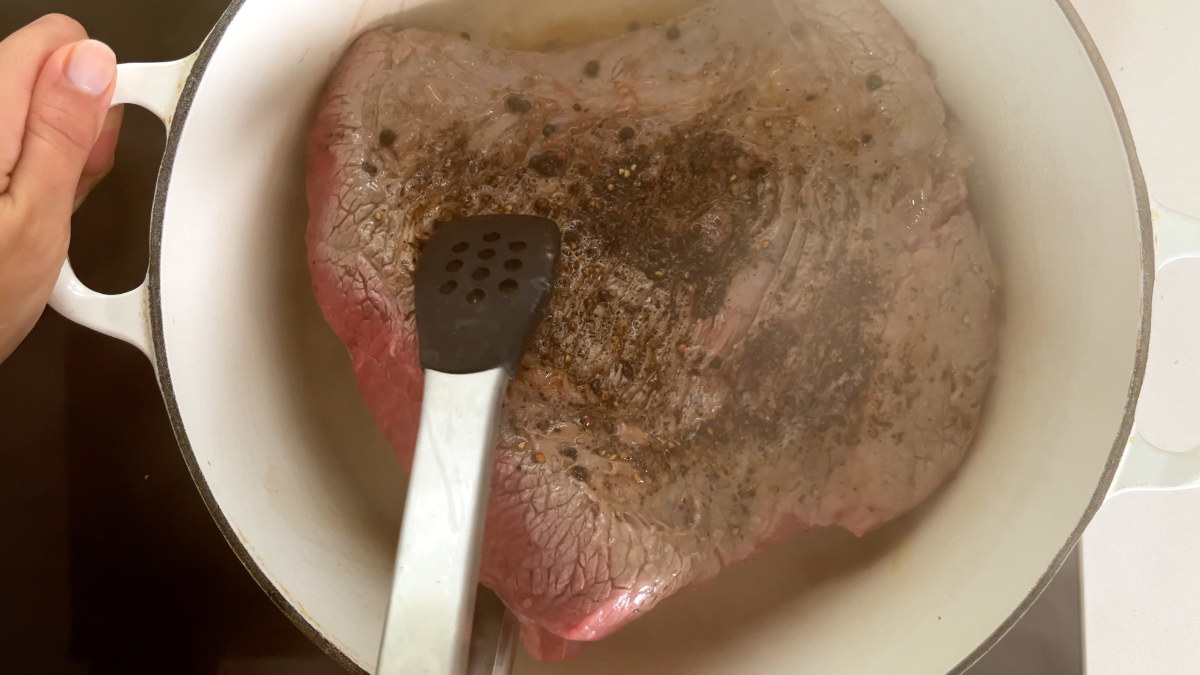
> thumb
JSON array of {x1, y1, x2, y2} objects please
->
[{"x1": 9, "y1": 39, "x2": 116, "y2": 218}]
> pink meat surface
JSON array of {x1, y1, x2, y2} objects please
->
[{"x1": 306, "y1": 0, "x2": 999, "y2": 660}]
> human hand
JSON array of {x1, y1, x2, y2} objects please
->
[{"x1": 0, "y1": 15, "x2": 123, "y2": 363}]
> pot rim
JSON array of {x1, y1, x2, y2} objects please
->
[
  {"x1": 143, "y1": 1, "x2": 1154, "y2": 672},
  {"x1": 141, "y1": 1, "x2": 364, "y2": 670},
  {"x1": 946, "y1": 0, "x2": 1154, "y2": 668}
]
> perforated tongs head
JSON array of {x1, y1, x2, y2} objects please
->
[{"x1": 414, "y1": 214, "x2": 561, "y2": 375}]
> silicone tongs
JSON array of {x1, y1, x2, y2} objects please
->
[{"x1": 375, "y1": 214, "x2": 561, "y2": 675}]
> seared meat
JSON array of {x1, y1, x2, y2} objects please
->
[{"x1": 306, "y1": 0, "x2": 999, "y2": 660}]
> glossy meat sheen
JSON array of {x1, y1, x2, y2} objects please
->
[{"x1": 306, "y1": 0, "x2": 999, "y2": 660}]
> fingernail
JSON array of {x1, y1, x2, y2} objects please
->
[{"x1": 64, "y1": 40, "x2": 117, "y2": 95}]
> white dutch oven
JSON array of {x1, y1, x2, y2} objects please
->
[{"x1": 48, "y1": 0, "x2": 1200, "y2": 672}]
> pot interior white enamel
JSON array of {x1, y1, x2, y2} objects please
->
[{"x1": 150, "y1": 0, "x2": 1148, "y2": 671}]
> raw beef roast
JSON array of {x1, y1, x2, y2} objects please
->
[{"x1": 306, "y1": 0, "x2": 999, "y2": 660}]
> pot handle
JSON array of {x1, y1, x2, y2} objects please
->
[
  {"x1": 1109, "y1": 202, "x2": 1200, "y2": 496},
  {"x1": 48, "y1": 55, "x2": 197, "y2": 360}
]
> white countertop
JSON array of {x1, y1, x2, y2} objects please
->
[{"x1": 1071, "y1": 1, "x2": 1200, "y2": 673}]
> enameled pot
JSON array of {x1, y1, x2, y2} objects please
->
[{"x1": 49, "y1": 0, "x2": 1200, "y2": 672}]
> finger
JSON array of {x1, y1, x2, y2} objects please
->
[
  {"x1": 73, "y1": 104, "x2": 124, "y2": 212},
  {"x1": 0, "y1": 14, "x2": 88, "y2": 194},
  {"x1": 7, "y1": 38, "x2": 116, "y2": 227}
]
